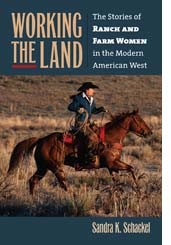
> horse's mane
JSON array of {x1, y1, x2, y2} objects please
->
[{"x1": 105, "y1": 110, "x2": 134, "y2": 128}]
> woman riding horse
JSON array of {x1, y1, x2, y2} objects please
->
[
  {"x1": 7, "y1": 109, "x2": 152, "y2": 194},
  {"x1": 68, "y1": 82, "x2": 106, "y2": 169}
]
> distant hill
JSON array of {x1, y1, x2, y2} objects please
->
[{"x1": 0, "y1": 75, "x2": 161, "y2": 118}]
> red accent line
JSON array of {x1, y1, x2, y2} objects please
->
[
  {"x1": 100, "y1": 126, "x2": 105, "y2": 142},
  {"x1": 12, "y1": 64, "x2": 37, "y2": 69}
]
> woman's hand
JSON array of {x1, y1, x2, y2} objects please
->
[{"x1": 78, "y1": 107, "x2": 86, "y2": 114}]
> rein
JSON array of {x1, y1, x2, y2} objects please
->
[
  {"x1": 100, "y1": 111, "x2": 144, "y2": 149},
  {"x1": 116, "y1": 121, "x2": 141, "y2": 136},
  {"x1": 115, "y1": 114, "x2": 144, "y2": 138}
]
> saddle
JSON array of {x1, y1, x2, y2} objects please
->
[{"x1": 63, "y1": 126, "x2": 105, "y2": 144}]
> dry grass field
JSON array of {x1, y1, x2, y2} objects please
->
[{"x1": 0, "y1": 75, "x2": 161, "y2": 217}]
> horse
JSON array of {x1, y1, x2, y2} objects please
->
[{"x1": 7, "y1": 109, "x2": 152, "y2": 194}]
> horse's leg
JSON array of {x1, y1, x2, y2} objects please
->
[
  {"x1": 48, "y1": 159, "x2": 67, "y2": 191},
  {"x1": 111, "y1": 159, "x2": 138, "y2": 188},
  {"x1": 54, "y1": 166, "x2": 67, "y2": 191},
  {"x1": 110, "y1": 170, "x2": 118, "y2": 183},
  {"x1": 29, "y1": 167, "x2": 47, "y2": 195}
]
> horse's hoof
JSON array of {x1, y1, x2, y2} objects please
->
[
  {"x1": 74, "y1": 164, "x2": 83, "y2": 171},
  {"x1": 60, "y1": 183, "x2": 68, "y2": 191},
  {"x1": 135, "y1": 186, "x2": 141, "y2": 196},
  {"x1": 29, "y1": 190, "x2": 34, "y2": 195}
]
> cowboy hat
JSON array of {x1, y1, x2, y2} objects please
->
[{"x1": 77, "y1": 82, "x2": 99, "y2": 91}]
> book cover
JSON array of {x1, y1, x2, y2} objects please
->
[{"x1": 0, "y1": 0, "x2": 161, "y2": 244}]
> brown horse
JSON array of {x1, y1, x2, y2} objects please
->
[{"x1": 7, "y1": 109, "x2": 152, "y2": 194}]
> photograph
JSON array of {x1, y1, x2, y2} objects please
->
[{"x1": 0, "y1": 75, "x2": 161, "y2": 217}]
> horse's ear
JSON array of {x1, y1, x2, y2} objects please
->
[
  {"x1": 136, "y1": 108, "x2": 139, "y2": 113},
  {"x1": 133, "y1": 108, "x2": 139, "y2": 114}
]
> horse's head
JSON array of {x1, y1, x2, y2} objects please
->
[{"x1": 129, "y1": 109, "x2": 152, "y2": 137}]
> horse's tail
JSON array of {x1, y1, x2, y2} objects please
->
[{"x1": 7, "y1": 137, "x2": 39, "y2": 175}]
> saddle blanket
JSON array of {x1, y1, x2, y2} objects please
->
[
  {"x1": 63, "y1": 129, "x2": 122, "y2": 151},
  {"x1": 63, "y1": 127, "x2": 105, "y2": 144},
  {"x1": 63, "y1": 133, "x2": 73, "y2": 144}
]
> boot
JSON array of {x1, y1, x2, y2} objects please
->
[{"x1": 85, "y1": 149, "x2": 97, "y2": 166}]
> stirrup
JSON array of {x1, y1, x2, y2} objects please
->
[{"x1": 86, "y1": 155, "x2": 96, "y2": 165}]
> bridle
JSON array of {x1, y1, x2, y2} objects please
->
[{"x1": 117, "y1": 114, "x2": 145, "y2": 138}]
